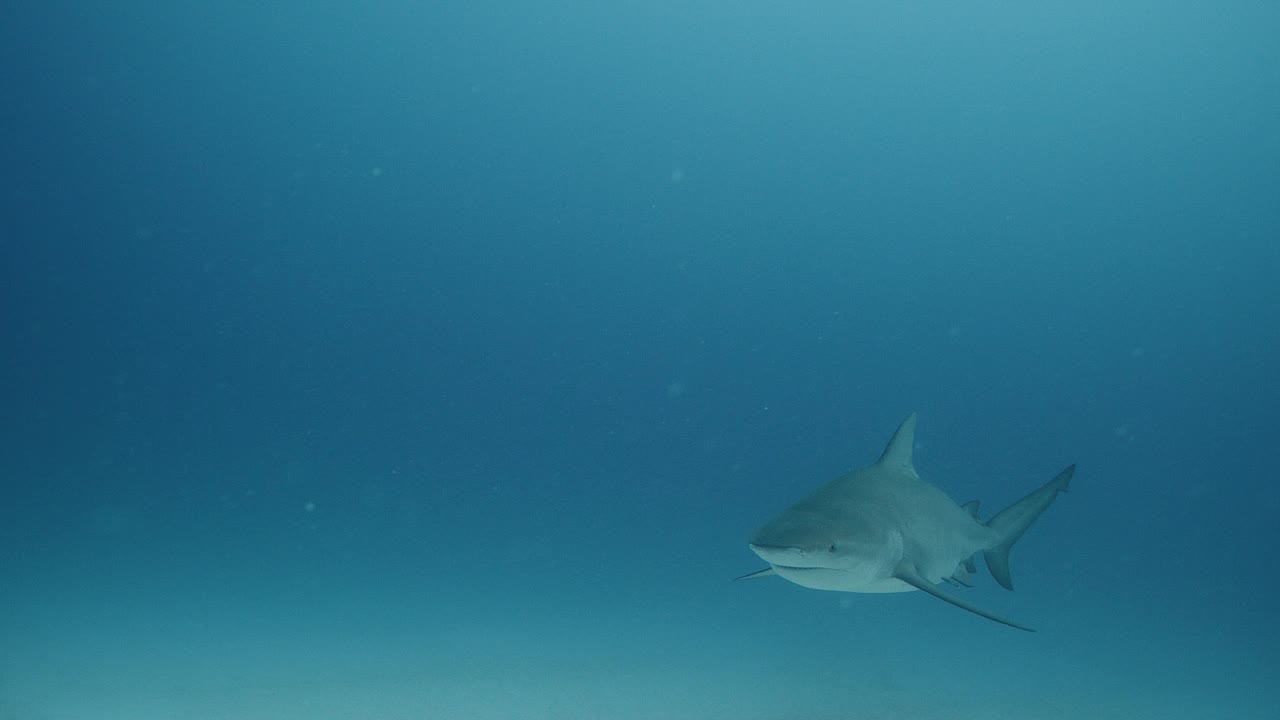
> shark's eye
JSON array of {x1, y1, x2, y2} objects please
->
[{"x1": 828, "y1": 543, "x2": 838, "y2": 553}]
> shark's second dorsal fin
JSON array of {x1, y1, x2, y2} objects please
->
[{"x1": 877, "y1": 412, "x2": 918, "y2": 471}]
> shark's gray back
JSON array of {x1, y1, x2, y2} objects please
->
[{"x1": 817, "y1": 462, "x2": 996, "y2": 582}]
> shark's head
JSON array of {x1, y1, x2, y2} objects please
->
[{"x1": 748, "y1": 499, "x2": 900, "y2": 578}]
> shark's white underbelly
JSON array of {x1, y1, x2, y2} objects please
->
[{"x1": 772, "y1": 566, "x2": 917, "y2": 594}]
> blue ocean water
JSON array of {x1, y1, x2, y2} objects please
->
[{"x1": 2, "y1": 1, "x2": 1277, "y2": 717}]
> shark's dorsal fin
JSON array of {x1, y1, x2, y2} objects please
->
[{"x1": 876, "y1": 412, "x2": 918, "y2": 471}]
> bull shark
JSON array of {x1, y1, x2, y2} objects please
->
[{"x1": 740, "y1": 413, "x2": 1072, "y2": 631}]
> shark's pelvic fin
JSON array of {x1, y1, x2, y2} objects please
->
[
  {"x1": 984, "y1": 464, "x2": 1075, "y2": 591},
  {"x1": 895, "y1": 564, "x2": 1036, "y2": 632},
  {"x1": 734, "y1": 567, "x2": 776, "y2": 581},
  {"x1": 876, "y1": 412, "x2": 918, "y2": 471},
  {"x1": 950, "y1": 564, "x2": 975, "y2": 587}
]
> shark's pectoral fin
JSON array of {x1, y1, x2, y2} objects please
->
[
  {"x1": 735, "y1": 567, "x2": 776, "y2": 581},
  {"x1": 894, "y1": 564, "x2": 1035, "y2": 632}
]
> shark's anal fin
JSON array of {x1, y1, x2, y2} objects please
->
[
  {"x1": 894, "y1": 564, "x2": 1036, "y2": 632},
  {"x1": 734, "y1": 567, "x2": 776, "y2": 581}
]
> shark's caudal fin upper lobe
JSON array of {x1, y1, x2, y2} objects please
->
[{"x1": 983, "y1": 464, "x2": 1074, "y2": 591}]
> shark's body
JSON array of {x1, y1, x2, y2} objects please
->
[{"x1": 742, "y1": 413, "x2": 1072, "y2": 631}]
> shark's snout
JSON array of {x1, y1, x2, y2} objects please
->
[{"x1": 750, "y1": 542, "x2": 826, "y2": 568}]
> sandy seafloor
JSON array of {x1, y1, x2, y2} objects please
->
[
  {"x1": 2, "y1": 608, "x2": 1273, "y2": 720},
  {"x1": 2, "y1": 500, "x2": 1274, "y2": 720}
]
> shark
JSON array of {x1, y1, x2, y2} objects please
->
[{"x1": 740, "y1": 413, "x2": 1072, "y2": 631}]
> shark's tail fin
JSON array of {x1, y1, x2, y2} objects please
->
[{"x1": 983, "y1": 464, "x2": 1074, "y2": 591}]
